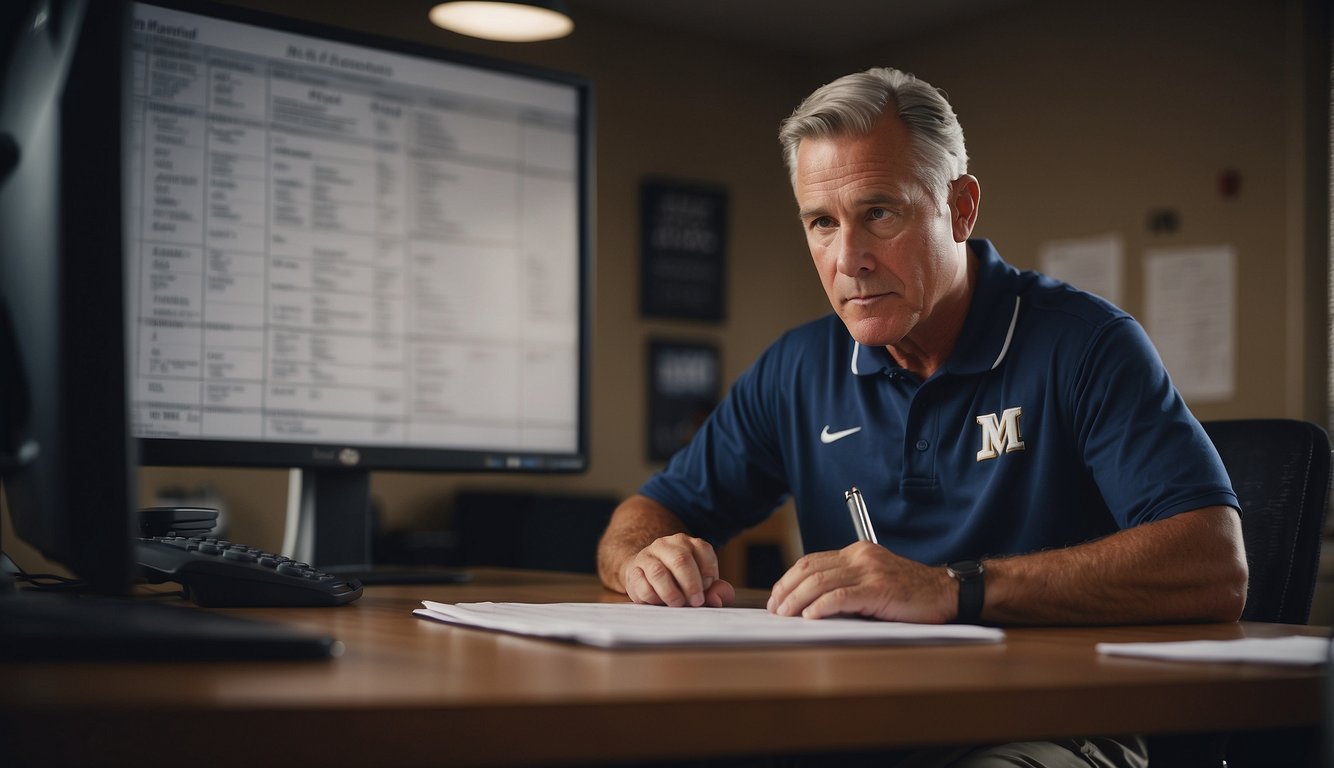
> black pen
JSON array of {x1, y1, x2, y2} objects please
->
[{"x1": 844, "y1": 486, "x2": 878, "y2": 544}]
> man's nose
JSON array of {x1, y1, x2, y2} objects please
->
[{"x1": 834, "y1": 226, "x2": 875, "y2": 276}]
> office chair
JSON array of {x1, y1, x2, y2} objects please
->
[
  {"x1": 1152, "y1": 418, "x2": 1332, "y2": 767},
  {"x1": 1205, "y1": 418, "x2": 1332, "y2": 626}
]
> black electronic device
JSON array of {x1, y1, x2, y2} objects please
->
[
  {"x1": 134, "y1": 507, "x2": 363, "y2": 605},
  {"x1": 123, "y1": 0, "x2": 594, "y2": 575},
  {"x1": 139, "y1": 505, "x2": 219, "y2": 537},
  {"x1": 136, "y1": 535, "x2": 363, "y2": 607},
  {"x1": 0, "y1": 0, "x2": 136, "y2": 596},
  {"x1": 0, "y1": 0, "x2": 343, "y2": 659},
  {"x1": 0, "y1": 592, "x2": 341, "y2": 660}
]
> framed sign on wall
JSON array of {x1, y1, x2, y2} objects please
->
[
  {"x1": 647, "y1": 339, "x2": 721, "y2": 461},
  {"x1": 639, "y1": 178, "x2": 728, "y2": 322}
]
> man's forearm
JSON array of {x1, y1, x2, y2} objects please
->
[
  {"x1": 981, "y1": 506, "x2": 1248, "y2": 625},
  {"x1": 596, "y1": 495, "x2": 690, "y2": 592}
]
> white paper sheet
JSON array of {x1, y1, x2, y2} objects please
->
[
  {"x1": 1096, "y1": 636, "x2": 1329, "y2": 666},
  {"x1": 1143, "y1": 245, "x2": 1236, "y2": 402},
  {"x1": 415, "y1": 601, "x2": 1005, "y2": 649},
  {"x1": 1039, "y1": 233, "x2": 1124, "y2": 307}
]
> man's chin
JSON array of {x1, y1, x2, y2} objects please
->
[{"x1": 841, "y1": 316, "x2": 908, "y2": 348}]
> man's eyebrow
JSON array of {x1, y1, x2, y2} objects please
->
[{"x1": 798, "y1": 192, "x2": 907, "y2": 221}]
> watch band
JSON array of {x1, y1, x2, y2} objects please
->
[{"x1": 946, "y1": 559, "x2": 986, "y2": 624}]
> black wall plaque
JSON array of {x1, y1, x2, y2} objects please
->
[
  {"x1": 647, "y1": 339, "x2": 720, "y2": 461},
  {"x1": 640, "y1": 179, "x2": 728, "y2": 322}
]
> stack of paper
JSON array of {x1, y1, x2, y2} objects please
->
[
  {"x1": 1096, "y1": 636, "x2": 1330, "y2": 666},
  {"x1": 414, "y1": 601, "x2": 1005, "y2": 649}
]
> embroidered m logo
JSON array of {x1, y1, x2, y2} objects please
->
[{"x1": 976, "y1": 407, "x2": 1026, "y2": 461}]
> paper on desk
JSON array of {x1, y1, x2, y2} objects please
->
[
  {"x1": 415, "y1": 601, "x2": 1005, "y2": 649},
  {"x1": 1096, "y1": 636, "x2": 1329, "y2": 666}
]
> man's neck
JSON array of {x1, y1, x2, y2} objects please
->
[{"x1": 885, "y1": 243, "x2": 978, "y2": 380}]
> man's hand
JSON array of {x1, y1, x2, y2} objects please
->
[
  {"x1": 767, "y1": 541, "x2": 954, "y2": 623},
  {"x1": 597, "y1": 495, "x2": 736, "y2": 608},
  {"x1": 767, "y1": 507, "x2": 1247, "y2": 625},
  {"x1": 623, "y1": 533, "x2": 736, "y2": 607}
]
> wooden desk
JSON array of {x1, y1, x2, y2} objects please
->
[{"x1": 1, "y1": 569, "x2": 1327, "y2": 767}]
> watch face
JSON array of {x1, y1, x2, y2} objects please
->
[{"x1": 948, "y1": 560, "x2": 984, "y2": 580}]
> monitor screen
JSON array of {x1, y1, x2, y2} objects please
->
[{"x1": 123, "y1": 1, "x2": 592, "y2": 568}]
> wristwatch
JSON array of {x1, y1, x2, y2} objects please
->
[{"x1": 946, "y1": 559, "x2": 986, "y2": 624}]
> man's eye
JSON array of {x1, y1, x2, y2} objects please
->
[
  {"x1": 868, "y1": 208, "x2": 891, "y2": 221},
  {"x1": 811, "y1": 216, "x2": 835, "y2": 229}
]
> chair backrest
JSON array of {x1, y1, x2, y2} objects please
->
[{"x1": 1202, "y1": 419, "x2": 1332, "y2": 624}]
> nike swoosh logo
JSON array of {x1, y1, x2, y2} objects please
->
[{"x1": 820, "y1": 425, "x2": 862, "y2": 444}]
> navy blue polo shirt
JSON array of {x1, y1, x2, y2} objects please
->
[{"x1": 639, "y1": 239, "x2": 1237, "y2": 566}]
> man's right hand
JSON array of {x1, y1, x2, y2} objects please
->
[{"x1": 622, "y1": 533, "x2": 736, "y2": 608}]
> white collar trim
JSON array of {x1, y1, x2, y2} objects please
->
[
  {"x1": 848, "y1": 294, "x2": 1020, "y2": 375},
  {"x1": 991, "y1": 296, "x2": 1021, "y2": 370}
]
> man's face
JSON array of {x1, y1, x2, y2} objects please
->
[{"x1": 794, "y1": 114, "x2": 969, "y2": 351}]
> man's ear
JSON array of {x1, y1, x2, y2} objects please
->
[{"x1": 949, "y1": 174, "x2": 981, "y2": 242}]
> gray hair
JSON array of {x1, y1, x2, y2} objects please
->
[{"x1": 778, "y1": 67, "x2": 969, "y2": 203}]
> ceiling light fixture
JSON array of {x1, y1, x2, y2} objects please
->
[{"x1": 428, "y1": 1, "x2": 574, "y2": 43}]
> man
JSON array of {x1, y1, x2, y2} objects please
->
[{"x1": 597, "y1": 67, "x2": 1248, "y2": 766}]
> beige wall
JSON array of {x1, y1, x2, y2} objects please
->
[
  {"x1": 3, "y1": 0, "x2": 1326, "y2": 572},
  {"x1": 835, "y1": 0, "x2": 1327, "y2": 425}
]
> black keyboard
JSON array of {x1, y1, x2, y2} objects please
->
[{"x1": 136, "y1": 536, "x2": 363, "y2": 608}]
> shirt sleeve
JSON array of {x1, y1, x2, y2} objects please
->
[
  {"x1": 1070, "y1": 316, "x2": 1239, "y2": 528},
  {"x1": 638, "y1": 346, "x2": 791, "y2": 547}
]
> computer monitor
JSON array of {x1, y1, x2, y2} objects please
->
[
  {"x1": 123, "y1": 1, "x2": 593, "y2": 569},
  {"x1": 0, "y1": 0, "x2": 136, "y2": 595}
]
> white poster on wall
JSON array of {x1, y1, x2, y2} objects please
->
[
  {"x1": 1143, "y1": 245, "x2": 1236, "y2": 402},
  {"x1": 1038, "y1": 233, "x2": 1124, "y2": 307}
]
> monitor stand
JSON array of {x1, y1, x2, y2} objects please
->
[{"x1": 284, "y1": 468, "x2": 471, "y2": 585}]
